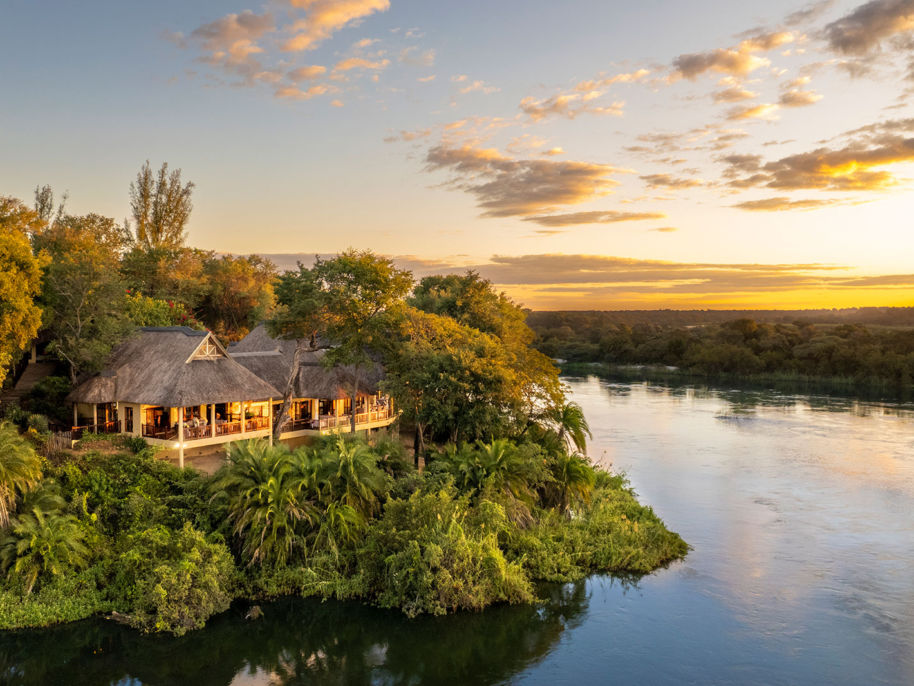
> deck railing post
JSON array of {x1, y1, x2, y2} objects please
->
[{"x1": 177, "y1": 408, "x2": 184, "y2": 469}]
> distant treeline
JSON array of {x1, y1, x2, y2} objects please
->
[
  {"x1": 528, "y1": 308, "x2": 914, "y2": 331},
  {"x1": 529, "y1": 313, "x2": 914, "y2": 392}
]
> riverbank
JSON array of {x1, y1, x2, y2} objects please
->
[{"x1": 0, "y1": 432, "x2": 687, "y2": 635}]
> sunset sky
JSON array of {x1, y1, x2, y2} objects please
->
[{"x1": 2, "y1": 0, "x2": 914, "y2": 309}]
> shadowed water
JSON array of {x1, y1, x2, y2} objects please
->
[{"x1": 3, "y1": 377, "x2": 914, "y2": 685}]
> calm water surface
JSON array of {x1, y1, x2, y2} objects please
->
[{"x1": 4, "y1": 377, "x2": 914, "y2": 685}]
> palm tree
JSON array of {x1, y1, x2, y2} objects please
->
[
  {"x1": 0, "y1": 506, "x2": 89, "y2": 595},
  {"x1": 542, "y1": 453, "x2": 596, "y2": 514},
  {"x1": 212, "y1": 440, "x2": 319, "y2": 567},
  {"x1": 0, "y1": 422, "x2": 42, "y2": 528},
  {"x1": 319, "y1": 437, "x2": 389, "y2": 518},
  {"x1": 437, "y1": 439, "x2": 538, "y2": 505},
  {"x1": 474, "y1": 438, "x2": 536, "y2": 503},
  {"x1": 547, "y1": 402, "x2": 592, "y2": 455}
]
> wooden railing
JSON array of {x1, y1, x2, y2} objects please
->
[
  {"x1": 245, "y1": 416, "x2": 270, "y2": 432},
  {"x1": 72, "y1": 420, "x2": 121, "y2": 440},
  {"x1": 142, "y1": 424, "x2": 177, "y2": 441}
]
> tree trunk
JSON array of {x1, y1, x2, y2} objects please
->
[
  {"x1": 349, "y1": 368, "x2": 361, "y2": 434},
  {"x1": 416, "y1": 422, "x2": 427, "y2": 468},
  {"x1": 272, "y1": 340, "x2": 307, "y2": 440}
]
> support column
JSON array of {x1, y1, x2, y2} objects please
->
[
  {"x1": 334, "y1": 399, "x2": 341, "y2": 430},
  {"x1": 240, "y1": 401, "x2": 247, "y2": 437},
  {"x1": 177, "y1": 408, "x2": 184, "y2": 469},
  {"x1": 210, "y1": 404, "x2": 216, "y2": 439},
  {"x1": 72, "y1": 404, "x2": 78, "y2": 429},
  {"x1": 93, "y1": 403, "x2": 98, "y2": 430},
  {"x1": 268, "y1": 398, "x2": 274, "y2": 446},
  {"x1": 30, "y1": 343, "x2": 37, "y2": 364}
]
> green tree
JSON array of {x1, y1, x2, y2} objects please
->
[
  {"x1": 0, "y1": 506, "x2": 89, "y2": 595},
  {"x1": 0, "y1": 198, "x2": 47, "y2": 388},
  {"x1": 268, "y1": 250, "x2": 413, "y2": 436},
  {"x1": 0, "y1": 421, "x2": 43, "y2": 528},
  {"x1": 120, "y1": 246, "x2": 208, "y2": 310},
  {"x1": 124, "y1": 291, "x2": 204, "y2": 329},
  {"x1": 410, "y1": 272, "x2": 564, "y2": 431},
  {"x1": 129, "y1": 161, "x2": 195, "y2": 250},
  {"x1": 198, "y1": 254, "x2": 277, "y2": 341},
  {"x1": 33, "y1": 184, "x2": 67, "y2": 228},
  {"x1": 34, "y1": 213, "x2": 133, "y2": 381}
]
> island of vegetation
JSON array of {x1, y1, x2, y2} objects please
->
[{"x1": 0, "y1": 168, "x2": 687, "y2": 635}]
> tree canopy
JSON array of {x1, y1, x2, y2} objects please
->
[
  {"x1": 33, "y1": 213, "x2": 133, "y2": 381},
  {"x1": 0, "y1": 198, "x2": 47, "y2": 388}
]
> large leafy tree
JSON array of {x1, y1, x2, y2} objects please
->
[
  {"x1": 34, "y1": 213, "x2": 133, "y2": 381},
  {"x1": 409, "y1": 272, "x2": 564, "y2": 433},
  {"x1": 268, "y1": 250, "x2": 413, "y2": 436},
  {"x1": 129, "y1": 160, "x2": 195, "y2": 250},
  {"x1": 381, "y1": 308, "x2": 517, "y2": 460},
  {"x1": 197, "y1": 254, "x2": 277, "y2": 341},
  {"x1": 0, "y1": 198, "x2": 47, "y2": 388}
]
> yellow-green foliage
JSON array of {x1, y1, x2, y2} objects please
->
[
  {"x1": 114, "y1": 523, "x2": 236, "y2": 636},
  {"x1": 0, "y1": 569, "x2": 111, "y2": 630},
  {"x1": 358, "y1": 489, "x2": 534, "y2": 617},
  {"x1": 506, "y1": 478, "x2": 689, "y2": 582}
]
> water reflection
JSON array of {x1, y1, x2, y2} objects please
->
[{"x1": 0, "y1": 583, "x2": 591, "y2": 686}]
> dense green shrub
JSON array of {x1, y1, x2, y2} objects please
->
[
  {"x1": 114, "y1": 524, "x2": 236, "y2": 635},
  {"x1": 505, "y1": 479, "x2": 689, "y2": 582},
  {"x1": 357, "y1": 489, "x2": 533, "y2": 617}
]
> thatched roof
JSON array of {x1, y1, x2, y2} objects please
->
[
  {"x1": 68, "y1": 327, "x2": 281, "y2": 407},
  {"x1": 230, "y1": 325, "x2": 383, "y2": 400}
]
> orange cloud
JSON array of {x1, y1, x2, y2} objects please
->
[
  {"x1": 520, "y1": 92, "x2": 624, "y2": 121},
  {"x1": 779, "y1": 88, "x2": 823, "y2": 106},
  {"x1": 283, "y1": 0, "x2": 390, "y2": 52},
  {"x1": 287, "y1": 64, "x2": 327, "y2": 81},
  {"x1": 333, "y1": 56, "x2": 390, "y2": 72},
  {"x1": 640, "y1": 173, "x2": 703, "y2": 189},
  {"x1": 825, "y1": 0, "x2": 914, "y2": 55},
  {"x1": 672, "y1": 31, "x2": 794, "y2": 80},
  {"x1": 722, "y1": 120, "x2": 914, "y2": 190},
  {"x1": 727, "y1": 103, "x2": 780, "y2": 120},
  {"x1": 522, "y1": 210, "x2": 667, "y2": 228},
  {"x1": 731, "y1": 196, "x2": 843, "y2": 211},
  {"x1": 425, "y1": 143, "x2": 623, "y2": 218}
]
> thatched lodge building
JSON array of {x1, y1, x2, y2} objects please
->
[{"x1": 67, "y1": 326, "x2": 397, "y2": 466}]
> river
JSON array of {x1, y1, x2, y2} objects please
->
[{"x1": 3, "y1": 377, "x2": 914, "y2": 685}]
